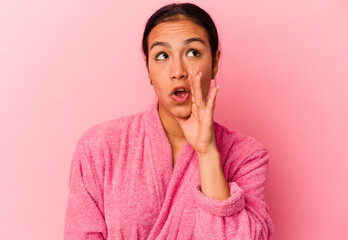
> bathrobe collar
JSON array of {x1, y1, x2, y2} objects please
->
[
  {"x1": 144, "y1": 97, "x2": 197, "y2": 192},
  {"x1": 145, "y1": 97, "x2": 195, "y2": 168}
]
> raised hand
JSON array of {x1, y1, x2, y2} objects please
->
[{"x1": 173, "y1": 66, "x2": 220, "y2": 156}]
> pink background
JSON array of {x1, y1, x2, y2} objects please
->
[{"x1": 1, "y1": 0, "x2": 347, "y2": 239}]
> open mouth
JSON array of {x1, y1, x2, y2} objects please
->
[
  {"x1": 171, "y1": 88, "x2": 190, "y2": 103},
  {"x1": 174, "y1": 89, "x2": 187, "y2": 97}
]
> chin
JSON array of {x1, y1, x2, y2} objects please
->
[{"x1": 172, "y1": 104, "x2": 191, "y2": 118}]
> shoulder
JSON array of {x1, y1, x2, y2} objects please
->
[
  {"x1": 213, "y1": 121, "x2": 269, "y2": 163},
  {"x1": 75, "y1": 109, "x2": 148, "y2": 151},
  {"x1": 213, "y1": 121, "x2": 270, "y2": 182}
]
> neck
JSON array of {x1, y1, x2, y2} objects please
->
[{"x1": 158, "y1": 102, "x2": 186, "y2": 145}]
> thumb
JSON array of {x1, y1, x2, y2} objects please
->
[{"x1": 173, "y1": 116, "x2": 185, "y2": 128}]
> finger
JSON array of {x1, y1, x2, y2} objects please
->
[
  {"x1": 189, "y1": 70, "x2": 194, "y2": 97},
  {"x1": 191, "y1": 100, "x2": 199, "y2": 120},
  {"x1": 173, "y1": 115, "x2": 185, "y2": 127},
  {"x1": 207, "y1": 85, "x2": 219, "y2": 111},
  {"x1": 195, "y1": 70, "x2": 205, "y2": 109}
]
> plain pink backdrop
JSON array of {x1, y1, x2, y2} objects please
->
[{"x1": 1, "y1": 0, "x2": 347, "y2": 239}]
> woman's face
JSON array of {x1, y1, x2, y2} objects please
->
[{"x1": 145, "y1": 17, "x2": 220, "y2": 119}]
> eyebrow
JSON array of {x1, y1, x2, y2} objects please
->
[{"x1": 149, "y1": 37, "x2": 206, "y2": 51}]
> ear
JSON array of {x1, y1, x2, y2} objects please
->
[
  {"x1": 212, "y1": 49, "x2": 221, "y2": 77},
  {"x1": 143, "y1": 55, "x2": 149, "y2": 74}
]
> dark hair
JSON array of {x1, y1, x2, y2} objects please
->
[{"x1": 142, "y1": 3, "x2": 219, "y2": 69}]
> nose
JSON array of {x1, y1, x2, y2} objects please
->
[{"x1": 170, "y1": 57, "x2": 188, "y2": 80}]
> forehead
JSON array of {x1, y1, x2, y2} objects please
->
[{"x1": 148, "y1": 18, "x2": 209, "y2": 45}]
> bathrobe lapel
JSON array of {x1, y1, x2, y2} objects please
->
[{"x1": 145, "y1": 98, "x2": 199, "y2": 238}]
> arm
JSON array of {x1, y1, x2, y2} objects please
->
[
  {"x1": 171, "y1": 68, "x2": 273, "y2": 239},
  {"x1": 197, "y1": 149, "x2": 231, "y2": 201},
  {"x1": 64, "y1": 140, "x2": 107, "y2": 240},
  {"x1": 193, "y1": 147, "x2": 274, "y2": 240}
]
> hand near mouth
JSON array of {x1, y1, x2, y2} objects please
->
[{"x1": 173, "y1": 66, "x2": 220, "y2": 156}]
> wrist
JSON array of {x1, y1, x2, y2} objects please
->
[{"x1": 197, "y1": 146, "x2": 220, "y2": 160}]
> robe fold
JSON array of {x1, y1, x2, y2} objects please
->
[{"x1": 64, "y1": 97, "x2": 274, "y2": 239}]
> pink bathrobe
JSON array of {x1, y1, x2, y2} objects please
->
[{"x1": 64, "y1": 98, "x2": 274, "y2": 239}]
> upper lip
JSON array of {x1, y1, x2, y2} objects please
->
[{"x1": 171, "y1": 85, "x2": 191, "y2": 95}]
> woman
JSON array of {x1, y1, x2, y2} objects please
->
[{"x1": 64, "y1": 3, "x2": 274, "y2": 240}]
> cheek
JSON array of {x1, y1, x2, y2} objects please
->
[
  {"x1": 200, "y1": 61, "x2": 212, "y2": 80},
  {"x1": 201, "y1": 77, "x2": 211, "y2": 99},
  {"x1": 203, "y1": 65, "x2": 213, "y2": 92},
  {"x1": 152, "y1": 76, "x2": 168, "y2": 95},
  {"x1": 149, "y1": 63, "x2": 166, "y2": 79}
]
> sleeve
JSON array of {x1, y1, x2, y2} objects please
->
[
  {"x1": 64, "y1": 140, "x2": 107, "y2": 240},
  {"x1": 193, "y1": 148, "x2": 274, "y2": 240}
]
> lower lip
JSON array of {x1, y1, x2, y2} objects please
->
[{"x1": 171, "y1": 92, "x2": 190, "y2": 104}]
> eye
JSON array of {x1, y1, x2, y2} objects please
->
[
  {"x1": 155, "y1": 52, "x2": 168, "y2": 60},
  {"x1": 187, "y1": 49, "x2": 200, "y2": 57}
]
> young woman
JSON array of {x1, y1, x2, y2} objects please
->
[{"x1": 64, "y1": 3, "x2": 274, "y2": 240}]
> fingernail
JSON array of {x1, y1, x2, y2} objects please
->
[
  {"x1": 217, "y1": 85, "x2": 220, "y2": 89},
  {"x1": 199, "y1": 72, "x2": 202, "y2": 77},
  {"x1": 196, "y1": 66, "x2": 199, "y2": 72}
]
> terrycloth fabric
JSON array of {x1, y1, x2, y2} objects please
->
[{"x1": 64, "y1": 97, "x2": 274, "y2": 240}]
